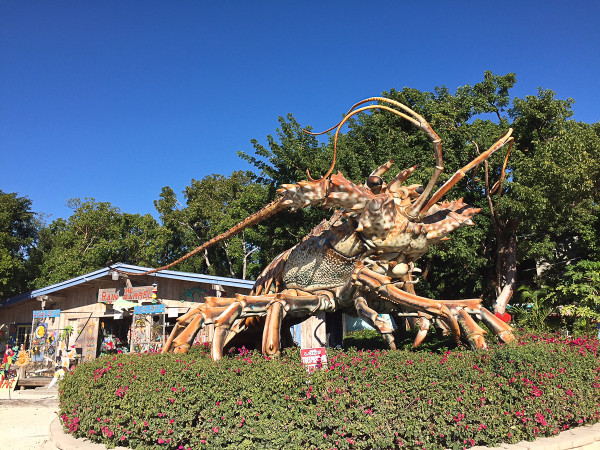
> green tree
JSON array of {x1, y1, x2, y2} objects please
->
[
  {"x1": 155, "y1": 171, "x2": 268, "y2": 279},
  {"x1": 547, "y1": 260, "x2": 600, "y2": 333},
  {"x1": 34, "y1": 198, "x2": 162, "y2": 286},
  {"x1": 513, "y1": 284, "x2": 554, "y2": 331},
  {"x1": 507, "y1": 90, "x2": 600, "y2": 267},
  {"x1": 0, "y1": 191, "x2": 39, "y2": 298},
  {"x1": 238, "y1": 115, "x2": 335, "y2": 265}
]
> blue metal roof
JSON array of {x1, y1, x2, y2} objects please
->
[{"x1": 0, "y1": 263, "x2": 255, "y2": 308}]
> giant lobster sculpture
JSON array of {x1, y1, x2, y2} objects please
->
[{"x1": 121, "y1": 97, "x2": 516, "y2": 360}]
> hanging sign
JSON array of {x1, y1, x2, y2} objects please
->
[
  {"x1": 33, "y1": 310, "x2": 61, "y2": 319},
  {"x1": 99, "y1": 285, "x2": 157, "y2": 304},
  {"x1": 134, "y1": 304, "x2": 165, "y2": 315},
  {"x1": 300, "y1": 347, "x2": 328, "y2": 372}
]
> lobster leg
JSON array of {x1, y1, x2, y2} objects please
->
[
  {"x1": 354, "y1": 295, "x2": 397, "y2": 350},
  {"x1": 261, "y1": 289, "x2": 331, "y2": 357},
  {"x1": 262, "y1": 302, "x2": 285, "y2": 357},
  {"x1": 210, "y1": 290, "x2": 326, "y2": 360},
  {"x1": 162, "y1": 295, "x2": 272, "y2": 356},
  {"x1": 479, "y1": 307, "x2": 515, "y2": 343},
  {"x1": 162, "y1": 306, "x2": 227, "y2": 353},
  {"x1": 353, "y1": 263, "x2": 515, "y2": 347},
  {"x1": 413, "y1": 315, "x2": 432, "y2": 348},
  {"x1": 456, "y1": 309, "x2": 487, "y2": 350},
  {"x1": 354, "y1": 264, "x2": 462, "y2": 342}
]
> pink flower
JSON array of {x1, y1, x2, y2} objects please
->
[{"x1": 212, "y1": 427, "x2": 219, "y2": 433}]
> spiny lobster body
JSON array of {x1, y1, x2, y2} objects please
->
[{"x1": 117, "y1": 97, "x2": 516, "y2": 360}]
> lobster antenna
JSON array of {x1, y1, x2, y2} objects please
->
[
  {"x1": 303, "y1": 97, "x2": 422, "y2": 181},
  {"x1": 111, "y1": 198, "x2": 286, "y2": 276}
]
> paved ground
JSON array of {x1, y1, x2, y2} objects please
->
[{"x1": 0, "y1": 385, "x2": 59, "y2": 450}]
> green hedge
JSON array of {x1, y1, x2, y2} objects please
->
[{"x1": 59, "y1": 333, "x2": 600, "y2": 449}]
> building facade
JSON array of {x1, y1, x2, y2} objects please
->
[{"x1": 0, "y1": 263, "x2": 254, "y2": 373}]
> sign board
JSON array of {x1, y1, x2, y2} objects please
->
[
  {"x1": 0, "y1": 373, "x2": 19, "y2": 392},
  {"x1": 98, "y1": 285, "x2": 156, "y2": 304},
  {"x1": 300, "y1": 347, "x2": 328, "y2": 372},
  {"x1": 133, "y1": 304, "x2": 165, "y2": 315},
  {"x1": 73, "y1": 318, "x2": 99, "y2": 362},
  {"x1": 33, "y1": 309, "x2": 61, "y2": 319}
]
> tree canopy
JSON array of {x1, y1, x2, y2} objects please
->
[
  {"x1": 33, "y1": 198, "x2": 162, "y2": 286},
  {"x1": 0, "y1": 191, "x2": 39, "y2": 298},
  {"x1": 154, "y1": 171, "x2": 267, "y2": 279}
]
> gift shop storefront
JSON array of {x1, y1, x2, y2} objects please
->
[{"x1": 0, "y1": 263, "x2": 254, "y2": 383}]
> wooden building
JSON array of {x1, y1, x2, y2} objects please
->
[{"x1": 0, "y1": 263, "x2": 254, "y2": 372}]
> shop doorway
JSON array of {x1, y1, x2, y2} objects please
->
[{"x1": 99, "y1": 317, "x2": 132, "y2": 355}]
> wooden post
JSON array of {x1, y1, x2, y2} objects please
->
[
  {"x1": 325, "y1": 311, "x2": 344, "y2": 348},
  {"x1": 300, "y1": 312, "x2": 326, "y2": 349},
  {"x1": 18, "y1": 365, "x2": 26, "y2": 389}
]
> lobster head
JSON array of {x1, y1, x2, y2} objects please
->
[{"x1": 300, "y1": 97, "x2": 514, "y2": 254}]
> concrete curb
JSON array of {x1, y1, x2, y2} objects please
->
[
  {"x1": 49, "y1": 417, "x2": 128, "y2": 450},
  {"x1": 50, "y1": 416, "x2": 600, "y2": 450}
]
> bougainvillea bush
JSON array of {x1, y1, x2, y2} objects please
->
[{"x1": 59, "y1": 333, "x2": 600, "y2": 449}]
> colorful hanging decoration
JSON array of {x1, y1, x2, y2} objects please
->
[
  {"x1": 2, "y1": 344, "x2": 15, "y2": 372},
  {"x1": 59, "y1": 342, "x2": 77, "y2": 370},
  {"x1": 152, "y1": 282, "x2": 158, "y2": 303},
  {"x1": 16, "y1": 345, "x2": 29, "y2": 366},
  {"x1": 35, "y1": 322, "x2": 48, "y2": 340}
]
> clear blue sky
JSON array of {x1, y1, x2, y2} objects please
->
[{"x1": 2, "y1": 1, "x2": 599, "y2": 223}]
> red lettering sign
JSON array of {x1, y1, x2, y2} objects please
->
[
  {"x1": 98, "y1": 286, "x2": 155, "y2": 304},
  {"x1": 300, "y1": 347, "x2": 328, "y2": 372},
  {"x1": 0, "y1": 373, "x2": 18, "y2": 391},
  {"x1": 122, "y1": 287, "x2": 153, "y2": 301}
]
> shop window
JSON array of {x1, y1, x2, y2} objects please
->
[{"x1": 16, "y1": 324, "x2": 31, "y2": 349}]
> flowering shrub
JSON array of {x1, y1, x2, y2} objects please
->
[{"x1": 59, "y1": 333, "x2": 600, "y2": 449}]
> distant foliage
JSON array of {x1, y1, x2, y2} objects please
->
[
  {"x1": 545, "y1": 260, "x2": 600, "y2": 333},
  {"x1": 33, "y1": 198, "x2": 162, "y2": 286},
  {"x1": 0, "y1": 191, "x2": 39, "y2": 297}
]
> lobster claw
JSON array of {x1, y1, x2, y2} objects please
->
[{"x1": 413, "y1": 315, "x2": 431, "y2": 348}]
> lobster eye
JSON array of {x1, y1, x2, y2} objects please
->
[{"x1": 367, "y1": 176, "x2": 383, "y2": 189}]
